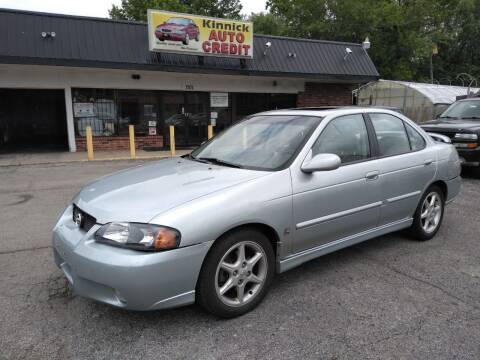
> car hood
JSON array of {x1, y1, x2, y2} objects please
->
[
  {"x1": 421, "y1": 119, "x2": 480, "y2": 132},
  {"x1": 73, "y1": 158, "x2": 267, "y2": 224}
]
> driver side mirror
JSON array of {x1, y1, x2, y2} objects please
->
[{"x1": 301, "y1": 153, "x2": 341, "y2": 173}]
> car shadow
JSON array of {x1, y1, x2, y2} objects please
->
[{"x1": 90, "y1": 230, "x2": 418, "y2": 324}]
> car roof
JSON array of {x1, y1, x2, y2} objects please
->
[{"x1": 254, "y1": 106, "x2": 402, "y2": 117}]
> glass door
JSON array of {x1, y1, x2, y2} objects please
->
[
  {"x1": 184, "y1": 93, "x2": 209, "y2": 146},
  {"x1": 161, "y1": 92, "x2": 209, "y2": 148},
  {"x1": 162, "y1": 92, "x2": 186, "y2": 147}
]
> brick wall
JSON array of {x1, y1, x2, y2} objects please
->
[
  {"x1": 297, "y1": 83, "x2": 354, "y2": 107},
  {"x1": 76, "y1": 135, "x2": 163, "y2": 151}
]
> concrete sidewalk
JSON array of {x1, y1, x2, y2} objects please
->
[{"x1": 0, "y1": 149, "x2": 192, "y2": 166}]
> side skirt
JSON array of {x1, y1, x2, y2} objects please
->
[{"x1": 278, "y1": 218, "x2": 413, "y2": 273}]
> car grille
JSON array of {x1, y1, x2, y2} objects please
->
[{"x1": 72, "y1": 204, "x2": 97, "y2": 232}]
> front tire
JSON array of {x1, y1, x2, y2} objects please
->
[
  {"x1": 409, "y1": 185, "x2": 445, "y2": 241},
  {"x1": 196, "y1": 228, "x2": 275, "y2": 318},
  {"x1": 183, "y1": 34, "x2": 189, "y2": 45}
]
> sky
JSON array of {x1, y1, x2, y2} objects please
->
[{"x1": 0, "y1": 0, "x2": 267, "y2": 18}]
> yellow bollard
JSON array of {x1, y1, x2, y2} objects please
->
[
  {"x1": 129, "y1": 125, "x2": 136, "y2": 159},
  {"x1": 86, "y1": 126, "x2": 94, "y2": 161},
  {"x1": 169, "y1": 125, "x2": 176, "y2": 156},
  {"x1": 207, "y1": 124, "x2": 214, "y2": 139}
]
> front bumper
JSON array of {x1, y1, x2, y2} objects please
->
[
  {"x1": 155, "y1": 32, "x2": 185, "y2": 41},
  {"x1": 456, "y1": 147, "x2": 480, "y2": 166},
  {"x1": 52, "y1": 205, "x2": 213, "y2": 311}
]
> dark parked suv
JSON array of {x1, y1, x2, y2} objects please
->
[{"x1": 421, "y1": 97, "x2": 480, "y2": 175}]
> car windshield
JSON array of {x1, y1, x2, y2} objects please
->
[
  {"x1": 190, "y1": 115, "x2": 321, "y2": 170},
  {"x1": 440, "y1": 100, "x2": 480, "y2": 120},
  {"x1": 166, "y1": 18, "x2": 190, "y2": 26}
]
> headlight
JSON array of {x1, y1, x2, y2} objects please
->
[
  {"x1": 454, "y1": 133, "x2": 478, "y2": 140},
  {"x1": 95, "y1": 223, "x2": 180, "y2": 251}
]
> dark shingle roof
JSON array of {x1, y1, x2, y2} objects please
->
[{"x1": 0, "y1": 8, "x2": 379, "y2": 82}]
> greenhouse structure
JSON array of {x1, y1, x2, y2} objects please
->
[{"x1": 356, "y1": 80, "x2": 479, "y2": 123}]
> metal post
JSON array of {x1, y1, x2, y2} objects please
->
[
  {"x1": 169, "y1": 125, "x2": 176, "y2": 156},
  {"x1": 64, "y1": 87, "x2": 77, "y2": 152},
  {"x1": 430, "y1": 53, "x2": 434, "y2": 84},
  {"x1": 85, "y1": 126, "x2": 94, "y2": 161},
  {"x1": 129, "y1": 125, "x2": 136, "y2": 159},
  {"x1": 207, "y1": 125, "x2": 214, "y2": 139}
]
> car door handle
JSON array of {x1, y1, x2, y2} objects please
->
[
  {"x1": 365, "y1": 171, "x2": 379, "y2": 181},
  {"x1": 424, "y1": 159, "x2": 434, "y2": 166}
]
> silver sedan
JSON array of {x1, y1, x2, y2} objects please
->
[{"x1": 53, "y1": 108, "x2": 461, "y2": 317}]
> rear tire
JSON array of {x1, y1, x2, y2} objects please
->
[
  {"x1": 409, "y1": 185, "x2": 445, "y2": 241},
  {"x1": 196, "y1": 228, "x2": 275, "y2": 318}
]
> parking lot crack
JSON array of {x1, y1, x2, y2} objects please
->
[
  {"x1": 0, "y1": 245, "x2": 52, "y2": 255},
  {"x1": 361, "y1": 253, "x2": 480, "y2": 312}
]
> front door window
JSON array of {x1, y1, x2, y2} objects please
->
[{"x1": 312, "y1": 114, "x2": 371, "y2": 163}]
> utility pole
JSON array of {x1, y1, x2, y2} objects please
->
[{"x1": 430, "y1": 43, "x2": 438, "y2": 84}]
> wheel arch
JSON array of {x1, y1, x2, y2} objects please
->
[
  {"x1": 198, "y1": 222, "x2": 281, "y2": 276},
  {"x1": 427, "y1": 180, "x2": 448, "y2": 199},
  {"x1": 216, "y1": 223, "x2": 281, "y2": 258}
]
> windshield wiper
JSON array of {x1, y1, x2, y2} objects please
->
[
  {"x1": 197, "y1": 157, "x2": 243, "y2": 168},
  {"x1": 439, "y1": 116, "x2": 457, "y2": 119},
  {"x1": 461, "y1": 116, "x2": 480, "y2": 119},
  {"x1": 183, "y1": 153, "x2": 211, "y2": 164}
]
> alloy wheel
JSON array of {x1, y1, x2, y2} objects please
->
[
  {"x1": 420, "y1": 191, "x2": 443, "y2": 233},
  {"x1": 215, "y1": 241, "x2": 268, "y2": 307}
]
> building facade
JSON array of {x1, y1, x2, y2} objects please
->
[{"x1": 0, "y1": 9, "x2": 379, "y2": 152}]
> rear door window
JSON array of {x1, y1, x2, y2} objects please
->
[
  {"x1": 370, "y1": 113, "x2": 411, "y2": 156},
  {"x1": 405, "y1": 123, "x2": 426, "y2": 151}
]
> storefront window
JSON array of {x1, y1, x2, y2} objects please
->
[
  {"x1": 72, "y1": 89, "x2": 160, "y2": 137},
  {"x1": 72, "y1": 89, "x2": 115, "y2": 137},
  {"x1": 71, "y1": 88, "x2": 297, "y2": 147}
]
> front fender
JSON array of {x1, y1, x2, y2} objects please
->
[{"x1": 149, "y1": 169, "x2": 294, "y2": 258}]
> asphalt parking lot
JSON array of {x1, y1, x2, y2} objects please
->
[{"x1": 0, "y1": 160, "x2": 479, "y2": 360}]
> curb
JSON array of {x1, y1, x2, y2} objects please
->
[{"x1": 0, "y1": 154, "x2": 174, "y2": 167}]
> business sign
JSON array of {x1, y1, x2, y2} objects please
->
[
  {"x1": 210, "y1": 92, "x2": 229, "y2": 107},
  {"x1": 73, "y1": 103, "x2": 95, "y2": 117},
  {"x1": 147, "y1": 10, "x2": 253, "y2": 59}
]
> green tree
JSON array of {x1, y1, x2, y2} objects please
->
[
  {"x1": 265, "y1": 0, "x2": 476, "y2": 82},
  {"x1": 432, "y1": 0, "x2": 480, "y2": 84},
  {"x1": 109, "y1": 0, "x2": 243, "y2": 21},
  {"x1": 248, "y1": 12, "x2": 287, "y2": 36}
]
